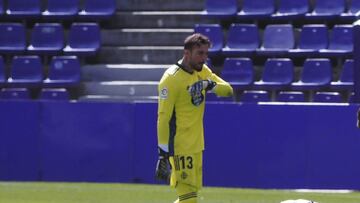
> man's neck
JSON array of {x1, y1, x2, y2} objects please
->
[{"x1": 180, "y1": 58, "x2": 194, "y2": 74}]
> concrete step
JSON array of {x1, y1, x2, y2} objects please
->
[
  {"x1": 102, "y1": 28, "x2": 193, "y2": 46},
  {"x1": 107, "y1": 11, "x2": 218, "y2": 28},
  {"x1": 96, "y1": 46, "x2": 183, "y2": 64},
  {"x1": 82, "y1": 81, "x2": 158, "y2": 97},
  {"x1": 116, "y1": 0, "x2": 204, "y2": 11},
  {"x1": 82, "y1": 64, "x2": 167, "y2": 81}
]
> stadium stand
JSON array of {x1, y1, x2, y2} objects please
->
[
  {"x1": 271, "y1": 0, "x2": 309, "y2": 20},
  {"x1": 237, "y1": 0, "x2": 275, "y2": 20},
  {"x1": 220, "y1": 58, "x2": 254, "y2": 89},
  {"x1": 78, "y1": 0, "x2": 117, "y2": 20},
  {"x1": 241, "y1": 90, "x2": 271, "y2": 102},
  {"x1": 202, "y1": 0, "x2": 237, "y2": 19},
  {"x1": 313, "y1": 91, "x2": 343, "y2": 102},
  {"x1": 6, "y1": 0, "x2": 41, "y2": 18},
  {"x1": 331, "y1": 59, "x2": 354, "y2": 90},
  {"x1": 44, "y1": 56, "x2": 81, "y2": 87},
  {"x1": 194, "y1": 24, "x2": 223, "y2": 55},
  {"x1": 277, "y1": 91, "x2": 306, "y2": 102}
]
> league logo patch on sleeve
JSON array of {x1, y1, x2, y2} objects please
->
[{"x1": 160, "y1": 87, "x2": 168, "y2": 99}]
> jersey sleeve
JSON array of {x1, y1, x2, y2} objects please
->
[
  {"x1": 157, "y1": 73, "x2": 178, "y2": 152},
  {"x1": 203, "y1": 66, "x2": 233, "y2": 97}
]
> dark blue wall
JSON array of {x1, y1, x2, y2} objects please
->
[{"x1": 1, "y1": 101, "x2": 360, "y2": 189}]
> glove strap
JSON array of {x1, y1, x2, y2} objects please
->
[{"x1": 158, "y1": 147, "x2": 169, "y2": 159}]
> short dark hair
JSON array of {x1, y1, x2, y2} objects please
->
[{"x1": 184, "y1": 33, "x2": 211, "y2": 50}]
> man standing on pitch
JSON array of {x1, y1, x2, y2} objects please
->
[{"x1": 155, "y1": 33, "x2": 233, "y2": 203}]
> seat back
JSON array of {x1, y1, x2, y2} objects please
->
[
  {"x1": 277, "y1": 91, "x2": 305, "y2": 102},
  {"x1": 68, "y1": 23, "x2": 101, "y2": 49},
  {"x1": 82, "y1": 0, "x2": 116, "y2": 15},
  {"x1": 221, "y1": 58, "x2": 254, "y2": 84},
  {"x1": 0, "y1": 88, "x2": 30, "y2": 99},
  {"x1": 262, "y1": 58, "x2": 293, "y2": 84},
  {"x1": 314, "y1": 0, "x2": 345, "y2": 15},
  {"x1": 6, "y1": 0, "x2": 41, "y2": 17},
  {"x1": 40, "y1": 88, "x2": 70, "y2": 100},
  {"x1": 48, "y1": 56, "x2": 81, "y2": 84},
  {"x1": 241, "y1": 90, "x2": 270, "y2": 102},
  {"x1": 194, "y1": 24, "x2": 223, "y2": 52},
  {"x1": 10, "y1": 56, "x2": 43, "y2": 82},
  {"x1": 350, "y1": 0, "x2": 360, "y2": 14},
  {"x1": 242, "y1": 0, "x2": 275, "y2": 14},
  {"x1": 0, "y1": 56, "x2": 5, "y2": 83},
  {"x1": 262, "y1": 24, "x2": 294, "y2": 49},
  {"x1": 328, "y1": 25, "x2": 353, "y2": 51},
  {"x1": 30, "y1": 23, "x2": 64, "y2": 50},
  {"x1": 0, "y1": 23, "x2": 26, "y2": 52},
  {"x1": 226, "y1": 24, "x2": 260, "y2": 49},
  {"x1": 205, "y1": 0, "x2": 238, "y2": 14},
  {"x1": 313, "y1": 92, "x2": 342, "y2": 102},
  {"x1": 340, "y1": 59, "x2": 354, "y2": 82},
  {"x1": 298, "y1": 24, "x2": 328, "y2": 50},
  {"x1": 277, "y1": 0, "x2": 309, "y2": 14},
  {"x1": 46, "y1": 0, "x2": 79, "y2": 15},
  {"x1": 301, "y1": 59, "x2": 332, "y2": 85}
]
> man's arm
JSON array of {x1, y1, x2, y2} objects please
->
[{"x1": 156, "y1": 74, "x2": 177, "y2": 182}]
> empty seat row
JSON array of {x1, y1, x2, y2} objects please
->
[
  {"x1": 204, "y1": 0, "x2": 360, "y2": 21},
  {"x1": 0, "y1": 55, "x2": 81, "y2": 87},
  {"x1": 0, "y1": 0, "x2": 116, "y2": 20},
  {"x1": 207, "y1": 91, "x2": 351, "y2": 103},
  {"x1": 0, "y1": 88, "x2": 70, "y2": 100},
  {"x1": 220, "y1": 58, "x2": 353, "y2": 91},
  {"x1": 0, "y1": 22, "x2": 100, "y2": 56},
  {"x1": 195, "y1": 24, "x2": 353, "y2": 57}
]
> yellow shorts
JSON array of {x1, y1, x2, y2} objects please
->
[{"x1": 169, "y1": 152, "x2": 203, "y2": 191}]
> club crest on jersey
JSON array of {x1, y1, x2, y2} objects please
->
[{"x1": 160, "y1": 87, "x2": 168, "y2": 99}]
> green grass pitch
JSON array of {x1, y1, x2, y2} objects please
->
[{"x1": 1, "y1": 182, "x2": 360, "y2": 203}]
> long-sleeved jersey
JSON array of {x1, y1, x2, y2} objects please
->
[{"x1": 157, "y1": 62, "x2": 233, "y2": 155}]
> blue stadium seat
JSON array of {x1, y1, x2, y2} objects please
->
[
  {"x1": 289, "y1": 24, "x2": 328, "y2": 57},
  {"x1": 292, "y1": 58, "x2": 332, "y2": 90},
  {"x1": 221, "y1": 58, "x2": 254, "y2": 89},
  {"x1": 28, "y1": 23, "x2": 64, "y2": 55},
  {"x1": 0, "y1": 88, "x2": 30, "y2": 100},
  {"x1": 78, "y1": 0, "x2": 116, "y2": 20},
  {"x1": 63, "y1": 23, "x2": 101, "y2": 56},
  {"x1": 0, "y1": 23, "x2": 26, "y2": 54},
  {"x1": 194, "y1": 24, "x2": 223, "y2": 55},
  {"x1": 256, "y1": 24, "x2": 295, "y2": 57},
  {"x1": 42, "y1": 0, "x2": 79, "y2": 19},
  {"x1": 202, "y1": 0, "x2": 237, "y2": 18},
  {"x1": 305, "y1": 0, "x2": 345, "y2": 20},
  {"x1": 44, "y1": 56, "x2": 81, "y2": 87},
  {"x1": 237, "y1": 0, "x2": 275, "y2": 20},
  {"x1": 313, "y1": 92, "x2": 342, "y2": 103},
  {"x1": 319, "y1": 25, "x2": 353, "y2": 57},
  {"x1": 241, "y1": 90, "x2": 271, "y2": 102},
  {"x1": 0, "y1": 0, "x2": 4, "y2": 15},
  {"x1": 222, "y1": 24, "x2": 260, "y2": 57},
  {"x1": 39, "y1": 88, "x2": 70, "y2": 100},
  {"x1": 277, "y1": 91, "x2": 306, "y2": 102},
  {"x1": 0, "y1": 56, "x2": 5, "y2": 85},
  {"x1": 206, "y1": 92, "x2": 234, "y2": 102},
  {"x1": 254, "y1": 58, "x2": 294, "y2": 90},
  {"x1": 6, "y1": 0, "x2": 41, "y2": 18},
  {"x1": 341, "y1": 0, "x2": 360, "y2": 20},
  {"x1": 8, "y1": 56, "x2": 43, "y2": 87},
  {"x1": 331, "y1": 59, "x2": 354, "y2": 90},
  {"x1": 271, "y1": 0, "x2": 309, "y2": 20}
]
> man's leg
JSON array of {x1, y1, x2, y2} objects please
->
[{"x1": 176, "y1": 183, "x2": 197, "y2": 203}]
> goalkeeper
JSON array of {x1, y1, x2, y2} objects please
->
[{"x1": 155, "y1": 33, "x2": 233, "y2": 203}]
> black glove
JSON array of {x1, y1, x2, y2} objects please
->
[
  {"x1": 188, "y1": 79, "x2": 217, "y2": 94},
  {"x1": 155, "y1": 147, "x2": 171, "y2": 183}
]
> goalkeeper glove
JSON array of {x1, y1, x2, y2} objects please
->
[
  {"x1": 188, "y1": 79, "x2": 217, "y2": 94},
  {"x1": 155, "y1": 147, "x2": 171, "y2": 183}
]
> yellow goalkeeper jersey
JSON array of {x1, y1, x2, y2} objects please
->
[{"x1": 157, "y1": 61, "x2": 233, "y2": 155}]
